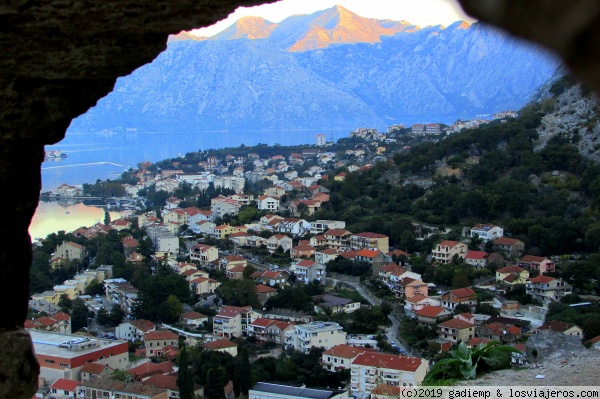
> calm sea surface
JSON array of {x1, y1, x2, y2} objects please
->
[{"x1": 31, "y1": 129, "x2": 344, "y2": 239}]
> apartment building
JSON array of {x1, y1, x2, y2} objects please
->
[
  {"x1": 294, "y1": 260, "x2": 326, "y2": 284},
  {"x1": 431, "y1": 240, "x2": 468, "y2": 264},
  {"x1": 350, "y1": 353, "x2": 429, "y2": 396},
  {"x1": 289, "y1": 322, "x2": 347, "y2": 353},
  {"x1": 213, "y1": 305, "x2": 258, "y2": 338},
  {"x1": 526, "y1": 276, "x2": 572, "y2": 305},
  {"x1": 350, "y1": 232, "x2": 390, "y2": 253}
]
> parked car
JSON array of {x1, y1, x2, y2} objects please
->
[{"x1": 515, "y1": 313, "x2": 523, "y2": 317}]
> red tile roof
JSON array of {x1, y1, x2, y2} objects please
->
[
  {"x1": 447, "y1": 287, "x2": 477, "y2": 300},
  {"x1": 130, "y1": 319, "x2": 156, "y2": 332},
  {"x1": 204, "y1": 339, "x2": 238, "y2": 349},
  {"x1": 144, "y1": 331, "x2": 178, "y2": 341},
  {"x1": 128, "y1": 361, "x2": 174, "y2": 378},
  {"x1": 519, "y1": 255, "x2": 546, "y2": 263},
  {"x1": 50, "y1": 378, "x2": 79, "y2": 391},
  {"x1": 537, "y1": 320, "x2": 579, "y2": 333},
  {"x1": 416, "y1": 306, "x2": 446, "y2": 318},
  {"x1": 296, "y1": 260, "x2": 317, "y2": 267},
  {"x1": 81, "y1": 363, "x2": 108, "y2": 374},
  {"x1": 351, "y1": 352, "x2": 423, "y2": 372},
  {"x1": 325, "y1": 229, "x2": 352, "y2": 237},
  {"x1": 529, "y1": 275, "x2": 556, "y2": 284},
  {"x1": 356, "y1": 249, "x2": 381, "y2": 258},
  {"x1": 405, "y1": 294, "x2": 428, "y2": 303},
  {"x1": 497, "y1": 265, "x2": 527, "y2": 273},
  {"x1": 466, "y1": 250, "x2": 487, "y2": 259},
  {"x1": 256, "y1": 284, "x2": 277, "y2": 294},
  {"x1": 323, "y1": 344, "x2": 377, "y2": 359},
  {"x1": 250, "y1": 318, "x2": 276, "y2": 328},
  {"x1": 142, "y1": 374, "x2": 178, "y2": 391},
  {"x1": 438, "y1": 318, "x2": 475, "y2": 329},
  {"x1": 180, "y1": 311, "x2": 207, "y2": 320}
]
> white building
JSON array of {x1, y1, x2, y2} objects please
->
[
  {"x1": 350, "y1": 352, "x2": 429, "y2": 397},
  {"x1": 470, "y1": 224, "x2": 504, "y2": 242},
  {"x1": 257, "y1": 195, "x2": 280, "y2": 212},
  {"x1": 289, "y1": 321, "x2": 347, "y2": 353},
  {"x1": 157, "y1": 236, "x2": 179, "y2": 255},
  {"x1": 293, "y1": 260, "x2": 326, "y2": 284},
  {"x1": 316, "y1": 134, "x2": 326, "y2": 146},
  {"x1": 310, "y1": 220, "x2": 346, "y2": 235}
]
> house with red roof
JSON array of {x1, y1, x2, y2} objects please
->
[
  {"x1": 127, "y1": 360, "x2": 175, "y2": 381},
  {"x1": 322, "y1": 344, "x2": 377, "y2": 372},
  {"x1": 293, "y1": 260, "x2": 326, "y2": 284},
  {"x1": 526, "y1": 276, "x2": 572, "y2": 304},
  {"x1": 324, "y1": 229, "x2": 353, "y2": 251},
  {"x1": 535, "y1": 320, "x2": 583, "y2": 337},
  {"x1": 479, "y1": 322, "x2": 522, "y2": 343},
  {"x1": 415, "y1": 305, "x2": 452, "y2": 326},
  {"x1": 257, "y1": 270, "x2": 289, "y2": 287},
  {"x1": 190, "y1": 276, "x2": 221, "y2": 296},
  {"x1": 496, "y1": 265, "x2": 529, "y2": 286},
  {"x1": 310, "y1": 234, "x2": 328, "y2": 248},
  {"x1": 189, "y1": 244, "x2": 218, "y2": 266},
  {"x1": 354, "y1": 249, "x2": 387, "y2": 276},
  {"x1": 110, "y1": 218, "x2": 132, "y2": 231},
  {"x1": 465, "y1": 250, "x2": 488, "y2": 268},
  {"x1": 431, "y1": 240, "x2": 468, "y2": 264},
  {"x1": 225, "y1": 264, "x2": 247, "y2": 280},
  {"x1": 24, "y1": 311, "x2": 71, "y2": 334},
  {"x1": 350, "y1": 352, "x2": 429, "y2": 396},
  {"x1": 213, "y1": 305, "x2": 258, "y2": 338},
  {"x1": 404, "y1": 294, "x2": 442, "y2": 317},
  {"x1": 115, "y1": 319, "x2": 157, "y2": 341},
  {"x1": 350, "y1": 232, "x2": 390, "y2": 253},
  {"x1": 467, "y1": 337, "x2": 493, "y2": 349},
  {"x1": 142, "y1": 374, "x2": 204, "y2": 398},
  {"x1": 54, "y1": 241, "x2": 86, "y2": 264},
  {"x1": 204, "y1": 338, "x2": 238, "y2": 356},
  {"x1": 247, "y1": 317, "x2": 277, "y2": 341},
  {"x1": 493, "y1": 237, "x2": 525, "y2": 258},
  {"x1": 257, "y1": 195, "x2": 281, "y2": 212},
  {"x1": 441, "y1": 287, "x2": 478, "y2": 311},
  {"x1": 266, "y1": 234, "x2": 293, "y2": 253},
  {"x1": 121, "y1": 235, "x2": 139, "y2": 256},
  {"x1": 437, "y1": 318, "x2": 476, "y2": 344},
  {"x1": 143, "y1": 330, "x2": 178, "y2": 357},
  {"x1": 314, "y1": 248, "x2": 341, "y2": 265},
  {"x1": 180, "y1": 311, "x2": 208, "y2": 327},
  {"x1": 48, "y1": 378, "x2": 79, "y2": 398},
  {"x1": 255, "y1": 284, "x2": 277, "y2": 305},
  {"x1": 290, "y1": 242, "x2": 316, "y2": 259},
  {"x1": 80, "y1": 362, "x2": 113, "y2": 382},
  {"x1": 518, "y1": 255, "x2": 556, "y2": 275},
  {"x1": 290, "y1": 199, "x2": 321, "y2": 217}
]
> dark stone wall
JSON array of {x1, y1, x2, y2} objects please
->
[
  {"x1": 0, "y1": 1, "x2": 276, "y2": 397},
  {"x1": 2, "y1": 0, "x2": 600, "y2": 397}
]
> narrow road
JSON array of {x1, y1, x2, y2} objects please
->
[{"x1": 324, "y1": 277, "x2": 418, "y2": 356}]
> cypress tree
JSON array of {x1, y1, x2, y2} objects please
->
[{"x1": 176, "y1": 346, "x2": 194, "y2": 399}]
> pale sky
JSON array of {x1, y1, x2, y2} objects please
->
[{"x1": 190, "y1": 0, "x2": 475, "y2": 37}]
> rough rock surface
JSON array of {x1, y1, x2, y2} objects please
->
[{"x1": 455, "y1": 331, "x2": 598, "y2": 386}]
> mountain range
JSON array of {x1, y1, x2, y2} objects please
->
[{"x1": 68, "y1": 5, "x2": 561, "y2": 134}]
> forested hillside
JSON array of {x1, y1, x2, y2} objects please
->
[{"x1": 314, "y1": 76, "x2": 600, "y2": 294}]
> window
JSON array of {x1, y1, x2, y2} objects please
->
[
  {"x1": 60, "y1": 363, "x2": 69, "y2": 367},
  {"x1": 45, "y1": 359, "x2": 55, "y2": 364}
]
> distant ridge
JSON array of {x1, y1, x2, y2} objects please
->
[{"x1": 70, "y1": 5, "x2": 560, "y2": 134}]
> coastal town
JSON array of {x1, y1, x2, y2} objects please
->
[{"x1": 28, "y1": 116, "x2": 600, "y2": 399}]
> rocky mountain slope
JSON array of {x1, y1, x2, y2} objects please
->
[
  {"x1": 68, "y1": 5, "x2": 560, "y2": 134},
  {"x1": 533, "y1": 79, "x2": 600, "y2": 162}
]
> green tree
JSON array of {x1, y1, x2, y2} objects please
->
[
  {"x1": 205, "y1": 367, "x2": 226, "y2": 399},
  {"x1": 96, "y1": 307, "x2": 110, "y2": 326},
  {"x1": 158, "y1": 294, "x2": 184, "y2": 323},
  {"x1": 58, "y1": 293, "x2": 72, "y2": 313},
  {"x1": 109, "y1": 369, "x2": 135, "y2": 382},
  {"x1": 177, "y1": 346, "x2": 194, "y2": 399},
  {"x1": 109, "y1": 304, "x2": 126, "y2": 326},
  {"x1": 104, "y1": 210, "x2": 111, "y2": 226},
  {"x1": 71, "y1": 298, "x2": 91, "y2": 332},
  {"x1": 233, "y1": 347, "x2": 252, "y2": 396}
]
